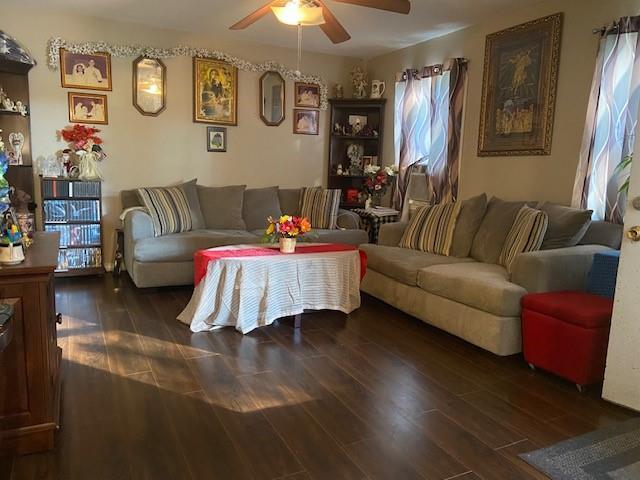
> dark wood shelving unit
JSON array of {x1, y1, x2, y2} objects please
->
[
  {"x1": 327, "y1": 98, "x2": 386, "y2": 209},
  {"x1": 0, "y1": 43, "x2": 36, "y2": 216},
  {"x1": 40, "y1": 177, "x2": 104, "y2": 276}
]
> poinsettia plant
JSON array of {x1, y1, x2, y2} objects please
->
[
  {"x1": 59, "y1": 124, "x2": 103, "y2": 152},
  {"x1": 263, "y1": 215, "x2": 312, "y2": 241}
]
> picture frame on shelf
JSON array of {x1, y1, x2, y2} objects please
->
[
  {"x1": 478, "y1": 13, "x2": 562, "y2": 156},
  {"x1": 293, "y1": 109, "x2": 319, "y2": 135},
  {"x1": 60, "y1": 49, "x2": 112, "y2": 91},
  {"x1": 362, "y1": 156, "x2": 374, "y2": 169},
  {"x1": 68, "y1": 92, "x2": 108, "y2": 125},
  {"x1": 193, "y1": 57, "x2": 238, "y2": 125},
  {"x1": 348, "y1": 114, "x2": 368, "y2": 135},
  {"x1": 133, "y1": 56, "x2": 166, "y2": 116},
  {"x1": 207, "y1": 126, "x2": 227, "y2": 152},
  {"x1": 294, "y1": 82, "x2": 320, "y2": 108}
]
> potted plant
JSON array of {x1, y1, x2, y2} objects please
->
[
  {"x1": 362, "y1": 164, "x2": 398, "y2": 208},
  {"x1": 263, "y1": 215, "x2": 312, "y2": 253}
]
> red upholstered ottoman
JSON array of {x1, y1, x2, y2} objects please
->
[{"x1": 521, "y1": 291, "x2": 614, "y2": 389}]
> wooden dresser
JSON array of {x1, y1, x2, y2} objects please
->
[{"x1": 0, "y1": 232, "x2": 61, "y2": 455}]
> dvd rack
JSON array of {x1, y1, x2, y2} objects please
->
[{"x1": 40, "y1": 177, "x2": 104, "y2": 276}]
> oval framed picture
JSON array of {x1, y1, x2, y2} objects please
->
[{"x1": 133, "y1": 56, "x2": 167, "y2": 116}]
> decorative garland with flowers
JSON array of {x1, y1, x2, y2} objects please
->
[{"x1": 47, "y1": 37, "x2": 329, "y2": 109}]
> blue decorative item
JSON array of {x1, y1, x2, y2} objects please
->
[{"x1": 587, "y1": 251, "x2": 621, "y2": 299}]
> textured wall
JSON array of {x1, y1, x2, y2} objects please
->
[
  {"x1": 367, "y1": 0, "x2": 639, "y2": 204},
  {"x1": 2, "y1": 4, "x2": 356, "y2": 267}
]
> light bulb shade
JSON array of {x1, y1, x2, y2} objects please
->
[{"x1": 271, "y1": 2, "x2": 325, "y2": 26}]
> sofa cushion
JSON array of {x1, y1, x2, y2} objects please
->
[
  {"x1": 197, "y1": 185, "x2": 247, "y2": 230},
  {"x1": 399, "y1": 202, "x2": 460, "y2": 255},
  {"x1": 243, "y1": 186, "x2": 282, "y2": 231},
  {"x1": 539, "y1": 202, "x2": 592, "y2": 250},
  {"x1": 470, "y1": 197, "x2": 531, "y2": 264},
  {"x1": 498, "y1": 206, "x2": 548, "y2": 272},
  {"x1": 278, "y1": 188, "x2": 302, "y2": 216},
  {"x1": 360, "y1": 244, "x2": 473, "y2": 286},
  {"x1": 578, "y1": 221, "x2": 623, "y2": 249},
  {"x1": 123, "y1": 179, "x2": 205, "y2": 229},
  {"x1": 249, "y1": 228, "x2": 368, "y2": 246},
  {"x1": 417, "y1": 262, "x2": 527, "y2": 317},
  {"x1": 137, "y1": 186, "x2": 194, "y2": 236},
  {"x1": 450, "y1": 193, "x2": 488, "y2": 258},
  {"x1": 300, "y1": 187, "x2": 341, "y2": 229},
  {"x1": 134, "y1": 229, "x2": 259, "y2": 262}
]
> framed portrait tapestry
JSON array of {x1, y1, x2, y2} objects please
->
[
  {"x1": 293, "y1": 109, "x2": 319, "y2": 135},
  {"x1": 294, "y1": 82, "x2": 320, "y2": 108},
  {"x1": 478, "y1": 13, "x2": 563, "y2": 156},
  {"x1": 68, "y1": 92, "x2": 108, "y2": 125},
  {"x1": 193, "y1": 57, "x2": 238, "y2": 125},
  {"x1": 60, "y1": 49, "x2": 112, "y2": 91}
]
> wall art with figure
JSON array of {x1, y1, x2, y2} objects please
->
[
  {"x1": 193, "y1": 57, "x2": 238, "y2": 125},
  {"x1": 478, "y1": 13, "x2": 562, "y2": 156}
]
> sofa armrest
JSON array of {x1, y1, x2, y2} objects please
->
[
  {"x1": 511, "y1": 245, "x2": 614, "y2": 293},
  {"x1": 378, "y1": 221, "x2": 408, "y2": 246},
  {"x1": 123, "y1": 209, "x2": 154, "y2": 272},
  {"x1": 337, "y1": 209, "x2": 361, "y2": 230}
]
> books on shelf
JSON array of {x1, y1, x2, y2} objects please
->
[
  {"x1": 57, "y1": 247, "x2": 102, "y2": 271},
  {"x1": 41, "y1": 178, "x2": 100, "y2": 198},
  {"x1": 44, "y1": 199, "x2": 100, "y2": 222},
  {"x1": 45, "y1": 224, "x2": 101, "y2": 247}
]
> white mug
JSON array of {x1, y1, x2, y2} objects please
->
[{"x1": 370, "y1": 80, "x2": 386, "y2": 98}]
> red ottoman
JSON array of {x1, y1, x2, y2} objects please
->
[{"x1": 521, "y1": 291, "x2": 613, "y2": 389}]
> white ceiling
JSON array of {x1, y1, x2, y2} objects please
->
[{"x1": 9, "y1": 0, "x2": 544, "y2": 58}]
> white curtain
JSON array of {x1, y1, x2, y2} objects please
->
[{"x1": 572, "y1": 17, "x2": 640, "y2": 223}]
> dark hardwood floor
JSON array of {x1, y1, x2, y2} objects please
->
[{"x1": 4, "y1": 274, "x2": 637, "y2": 479}]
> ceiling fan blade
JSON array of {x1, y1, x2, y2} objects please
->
[
  {"x1": 316, "y1": 0, "x2": 351, "y2": 43},
  {"x1": 230, "y1": 1, "x2": 278, "y2": 30},
  {"x1": 332, "y1": 0, "x2": 410, "y2": 14}
]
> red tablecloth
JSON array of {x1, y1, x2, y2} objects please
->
[{"x1": 194, "y1": 243, "x2": 367, "y2": 286}]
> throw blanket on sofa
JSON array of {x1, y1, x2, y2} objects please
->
[{"x1": 178, "y1": 243, "x2": 366, "y2": 334}]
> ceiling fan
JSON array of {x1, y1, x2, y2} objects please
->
[{"x1": 230, "y1": 0, "x2": 411, "y2": 44}]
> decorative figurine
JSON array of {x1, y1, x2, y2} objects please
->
[
  {"x1": 8, "y1": 132, "x2": 24, "y2": 165},
  {"x1": 336, "y1": 163, "x2": 343, "y2": 175},
  {"x1": 334, "y1": 83, "x2": 344, "y2": 99},
  {"x1": 347, "y1": 143, "x2": 364, "y2": 174}
]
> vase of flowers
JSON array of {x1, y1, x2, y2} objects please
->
[
  {"x1": 263, "y1": 215, "x2": 312, "y2": 253},
  {"x1": 59, "y1": 124, "x2": 105, "y2": 181},
  {"x1": 363, "y1": 164, "x2": 398, "y2": 208}
]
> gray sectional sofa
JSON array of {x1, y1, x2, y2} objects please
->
[
  {"x1": 121, "y1": 184, "x2": 368, "y2": 288},
  {"x1": 360, "y1": 194, "x2": 622, "y2": 356}
]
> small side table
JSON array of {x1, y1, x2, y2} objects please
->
[{"x1": 352, "y1": 208, "x2": 399, "y2": 244}]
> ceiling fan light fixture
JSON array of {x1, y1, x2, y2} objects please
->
[{"x1": 271, "y1": 1, "x2": 325, "y2": 26}]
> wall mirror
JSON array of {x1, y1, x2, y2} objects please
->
[
  {"x1": 259, "y1": 71, "x2": 285, "y2": 126},
  {"x1": 133, "y1": 56, "x2": 166, "y2": 116}
]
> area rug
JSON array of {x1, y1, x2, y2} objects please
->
[{"x1": 520, "y1": 418, "x2": 640, "y2": 479}]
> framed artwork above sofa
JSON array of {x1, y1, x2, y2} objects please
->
[{"x1": 478, "y1": 13, "x2": 563, "y2": 156}]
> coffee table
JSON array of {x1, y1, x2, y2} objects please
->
[{"x1": 177, "y1": 243, "x2": 366, "y2": 334}]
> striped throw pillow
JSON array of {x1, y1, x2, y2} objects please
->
[
  {"x1": 399, "y1": 202, "x2": 461, "y2": 255},
  {"x1": 137, "y1": 186, "x2": 193, "y2": 237},
  {"x1": 299, "y1": 187, "x2": 341, "y2": 229},
  {"x1": 499, "y1": 206, "x2": 549, "y2": 272}
]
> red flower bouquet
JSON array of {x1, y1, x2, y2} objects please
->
[{"x1": 60, "y1": 124, "x2": 103, "y2": 152}]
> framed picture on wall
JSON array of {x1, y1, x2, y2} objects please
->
[
  {"x1": 294, "y1": 82, "x2": 320, "y2": 108},
  {"x1": 478, "y1": 13, "x2": 563, "y2": 156},
  {"x1": 60, "y1": 49, "x2": 112, "y2": 91},
  {"x1": 68, "y1": 92, "x2": 108, "y2": 124},
  {"x1": 193, "y1": 57, "x2": 238, "y2": 125},
  {"x1": 293, "y1": 109, "x2": 319, "y2": 135},
  {"x1": 207, "y1": 126, "x2": 227, "y2": 152}
]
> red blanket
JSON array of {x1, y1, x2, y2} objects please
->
[{"x1": 194, "y1": 243, "x2": 367, "y2": 286}]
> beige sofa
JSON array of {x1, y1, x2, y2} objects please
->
[{"x1": 360, "y1": 195, "x2": 622, "y2": 356}]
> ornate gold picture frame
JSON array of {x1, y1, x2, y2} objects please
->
[
  {"x1": 193, "y1": 57, "x2": 238, "y2": 125},
  {"x1": 478, "y1": 13, "x2": 563, "y2": 156}
]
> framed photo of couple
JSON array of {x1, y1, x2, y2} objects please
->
[
  {"x1": 68, "y1": 92, "x2": 108, "y2": 125},
  {"x1": 60, "y1": 49, "x2": 112, "y2": 91}
]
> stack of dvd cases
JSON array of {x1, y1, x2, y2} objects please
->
[{"x1": 41, "y1": 177, "x2": 103, "y2": 274}]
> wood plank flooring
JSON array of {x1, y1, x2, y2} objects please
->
[{"x1": 5, "y1": 274, "x2": 637, "y2": 480}]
